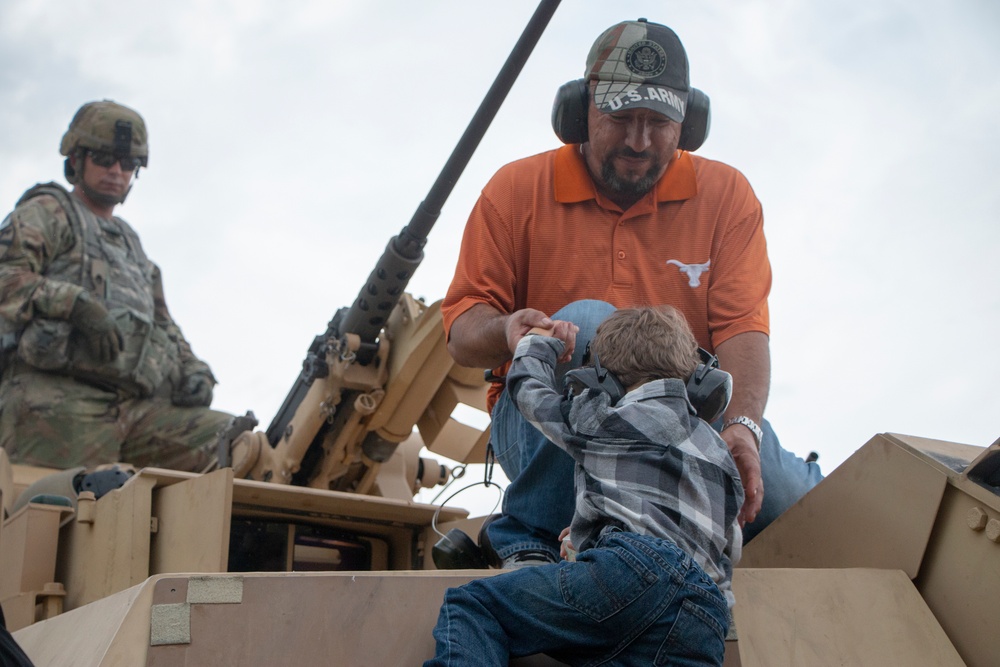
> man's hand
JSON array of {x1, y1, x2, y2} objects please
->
[
  {"x1": 506, "y1": 310, "x2": 578, "y2": 363},
  {"x1": 70, "y1": 292, "x2": 123, "y2": 363},
  {"x1": 172, "y1": 372, "x2": 215, "y2": 407},
  {"x1": 720, "y1": 425, "x2": 763, "y2": 526}
]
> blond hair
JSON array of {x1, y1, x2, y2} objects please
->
[{"x1": 589, "y1": 306, "x2": 700, "y2": 389}]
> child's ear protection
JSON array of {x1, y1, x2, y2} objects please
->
[
  {"x1": 551, "y1": 79, "x2": 711, "y2": 152},
  {"x1": 563, "y1": 345, "x2": 732, "y2": 420},
  {"x1": 563, "y1": 345, "x2": 627, "y2": 406},
  {"x1": 686, "y1": 348, "x2": 732, "y2": 423}
]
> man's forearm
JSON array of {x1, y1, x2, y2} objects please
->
[
  {"x1": 715, "y1": 331, "x2": 770, "y2": 427},
  {"x1": 714, "y1": 331, "x2": 769, "y2": 524},
  {"x1": 446, "y1": 303, "x2": 512, "y2": 369}
]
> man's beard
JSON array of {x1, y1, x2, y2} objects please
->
[
  {"x1": 600, "y1": 149, "x2": 662, "y2": 198},
  {"x1": 79, "y1": 181, "x2": 127, "y2": 207}
]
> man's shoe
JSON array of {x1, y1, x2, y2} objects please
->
[{"x1": 501, "y1": 550, "x2": 559, "y2": 569}]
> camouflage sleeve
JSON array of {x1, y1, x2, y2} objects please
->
[
  {"x1": 151, "y1": 263, "x2": 217, "y2": 382},
  {"x1": 0, "y1": 195, "x2": 85, "y2": 327}
]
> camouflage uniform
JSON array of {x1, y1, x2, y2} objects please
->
[{"x1": 0, "y1": 180, "x2": 231, "y2": 470}]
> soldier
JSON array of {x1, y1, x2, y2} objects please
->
[{"x1": 0, "y1": 100, "x2": 232, "y2": 471}]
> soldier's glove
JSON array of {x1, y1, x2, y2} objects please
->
[
  {"x1": 69, "y1": 293, "x2": 123, "y2": 363},
  {"x1": 172, "y1": 372, "x2": 214, "y2": 407}
]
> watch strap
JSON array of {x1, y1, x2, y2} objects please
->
[{"x1": 723, "y1": 416, "x2": 763, "y2": 451}]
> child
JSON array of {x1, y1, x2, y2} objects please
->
[{"x1": 424, "y1": 306, "x2": 743, "y2": 666}]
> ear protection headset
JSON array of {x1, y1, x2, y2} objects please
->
[
  {"x1": 551, "y1": 78, "x2": 711, "y2": 151},
  {"x1": 687, "y1": 348, "x2": 732, "y2": 423},
  {"x1": 563, "y1": 345, "x2": 732, "y2": 422},
  {"x1": 563, "y1": 348, "x2": 627, "y2": 405}
]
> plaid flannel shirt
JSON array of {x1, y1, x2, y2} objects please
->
[{"x1": 508, "y1": 334, "x2": 744, "y2": 606}]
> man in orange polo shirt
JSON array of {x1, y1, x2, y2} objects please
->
[{"x1": 442, "y1": 19, "x2": 822, "y2": 565}]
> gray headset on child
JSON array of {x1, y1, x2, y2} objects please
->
[{"x1": 563, "y1": 345, "x2": 733, "y2": 423}]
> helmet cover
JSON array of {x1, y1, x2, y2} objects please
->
[{"x1": 60, "y1": 100, "x2": 148, "y2": 166}]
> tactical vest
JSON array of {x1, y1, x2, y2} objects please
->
[{"x1": 10, "y1": 183, "x2": 179, "y2": 397}]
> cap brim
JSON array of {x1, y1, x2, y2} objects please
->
[{"x1": 593, "y1": 81, "x2": 688, "y2": 122}]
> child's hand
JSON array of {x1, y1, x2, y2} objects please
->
[
  {"x1": 526, "y1": 325, "x2": 554, "y2": 336},
  {"x1": 559, "y1": 527, "x2": 576, "y2": 561},
  {"x1": 527, "y1": 321, "x2": 579, "y2": 363}
]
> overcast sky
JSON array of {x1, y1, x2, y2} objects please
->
[{"x1": 2, "y1": 0, "x2": 998, "y2": 513}]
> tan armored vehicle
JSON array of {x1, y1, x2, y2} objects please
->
[{"x1": 2, "y1": 2, "x2": 997, "y2": 664}]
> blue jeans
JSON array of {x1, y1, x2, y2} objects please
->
[
  {"x1": 425, "y1": 531, "x2": 729, "y2": 667},
  {"x1": 485, "y1": 300, "x2": 824, "y2": 559}
]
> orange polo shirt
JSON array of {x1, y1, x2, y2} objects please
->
[{"x1": 442, "y1": 144, "x2": 771, "y2": 409}]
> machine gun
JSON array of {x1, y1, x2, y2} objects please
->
[{"x1": 219, "y1": 0, "x2": 563, "y2": 498}]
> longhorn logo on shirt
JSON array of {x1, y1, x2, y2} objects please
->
[{"x1": 666, "y1": 259, "x2": 711, "y2": 287}]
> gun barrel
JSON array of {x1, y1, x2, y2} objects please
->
[{"x1": 339, "y1": 0, "x2": 563, "y2": 344}]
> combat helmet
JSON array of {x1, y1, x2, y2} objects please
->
[{"x1": 60, "y1": 100, "x2": 148, "y2": 184}]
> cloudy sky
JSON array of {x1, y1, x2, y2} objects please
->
[{"x1": 2, "y1": 0, "x2": 998, "y2": 512}]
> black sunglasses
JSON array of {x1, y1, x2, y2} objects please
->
[{"x1": 86, "y1": 150, "x2": 142, "y2": 172}]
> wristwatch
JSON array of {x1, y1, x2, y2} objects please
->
[{"x1": 723, "y1": 416, "x2": 763, "y2": 451}]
